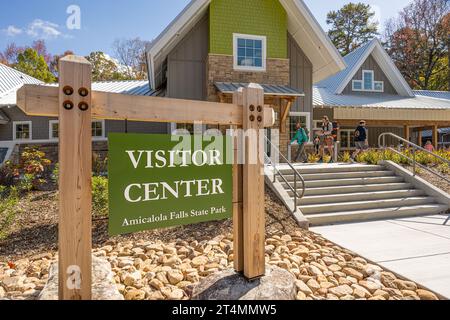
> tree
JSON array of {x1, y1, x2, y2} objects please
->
[
  {"x1": 112, "y1": 38, "x2": 149, "y2": 80},
  {"x1": 14, "y1": 48, "x2": 56, "y2": 83},
  {"x1": 86, "y1": 51, "x2": 129, "y2": 81},
  {"x1": 385, "y1": 0, "x2": 450, "y2": 90},
  {"x1": 50, "y1": 50, "x2": 75, "y2": 77},
  {"x1": 0, "y1": 43, "x2": 23, "y2": 66},
  {"x1": 327, "y1": 3, "x2": 379, "y2": 56}
]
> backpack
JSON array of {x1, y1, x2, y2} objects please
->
[{"x1": 332, "y1": 122, "x2": 339, "y2": 139}]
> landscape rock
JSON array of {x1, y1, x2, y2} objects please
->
[
  {"x1": 38, "y1": 256, "x2": 123, "y2": 300},
  {"x1": 191, "y1": 265, "x2": 296, "y2": 300},
  {"x1": 416, "y1": 289, "x2": 439, "y2": 300}
]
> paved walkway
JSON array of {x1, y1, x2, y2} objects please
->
[{"x1": 312, "y1": 214, "x2": 450, "y2": 299}]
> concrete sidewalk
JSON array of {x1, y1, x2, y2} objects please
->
[{"x1": 312, "y1": 214, "x2": 450, "y2": 299}]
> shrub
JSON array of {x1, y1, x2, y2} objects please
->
[
  {"x1": 92, "y1": 176, "x2": 108, "y2": 218},
  {"x1": 1, "y1": 147, "x2": 52, "y2": 190},
  {"x1": 0, "y1": 186, "x2": 20, "y2": 240},
  {"x1": 339, "y1": 152, "x2": 352, "y2": 163}
]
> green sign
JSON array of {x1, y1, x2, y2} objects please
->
[{"x1": 108, "y1": 133, "x2": 232, "y2": 235}]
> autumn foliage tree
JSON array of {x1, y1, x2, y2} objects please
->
[
  {"x1": 385, "y1": 0, "x2": 450, "y2": 90},
  {"x1": 327, "y1": 3, "x2": 379, "y2": 56},
  {"x1": 15, "y1": 48, "x2": 56, "y2": 83}
]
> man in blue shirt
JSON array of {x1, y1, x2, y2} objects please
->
[
  {"x1": 352, "y1": 120, "x2": 368, "y2": 160},
  {"x1": 291, "y1": 122, "x2": 309, "y2": 163}
]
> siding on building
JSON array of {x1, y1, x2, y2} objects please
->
[
  {"x1": 288, "y1": 33, "x2": 313, "y2": 117},
  {"x1": 0, "y1": 106, "x2": 57, "y2": 141},
  {"x1": 167, "y1": 13, "x2": 209, "y2": 101},
  {"x1": 0, "y1": 106, "x2": 168, "y2": 142},
  {"x1": 209, "y1": 0, "x2": 287, "y2": 59},
  {"x1": 343, "y1": 54, "x2": 397, "y2": 95}
]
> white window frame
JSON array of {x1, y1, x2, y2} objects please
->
[
  {"x1": 49, "y1": 120, "x2": 59, "y2": 141},
  {"x1": 289, "y1": 112, "x2": 311, "y2": 140},
  {"x1": 13, "y1": 121, "x2": 32, "y2": 141},
  {"x1": 339, "y1": 128, "x2": 370, "y2": 150},
  {"x1": 48, "y1": 119, "x2": 106, "y2": 141},
  {"x1": 91, "y1": 119, "x2": 105, "y2": 140},
  {"x1": 233, "y1": 33, "x2": 267, "y2": 72},
  {"x1": 352, "y1": 69, "x2": 384, "y2": 93},
  {"x1": 363, "y1": 70, "x2": 374, "y2": 91}
]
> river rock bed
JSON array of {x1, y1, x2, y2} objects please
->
[{"x1": 0, "y1": 230, "x2": 440, "y2": 301}]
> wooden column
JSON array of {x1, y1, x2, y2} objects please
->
[
  {"x1": 404, "y1": 125, "x2": 410, "y2": 142},
  {"x1": 58, "y1": 56, "x2": 93, "y2": 300},
  {"x1": 417, "y1": 129, "x2": 423, "y2": 147},
  {"x1": 433, "y1": 125, "x2": 439, "y2": 149},
  {"x1": 242, "y1": 84, "x2": 265, "y2": 279},
  {"x1": 232, "y1": 90, "x2": 244, "y2": 273}
]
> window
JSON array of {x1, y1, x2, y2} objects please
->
[
  {"x1": 363, "y1": 71, "x2": 373, "y2": 91},
  {"x1": 49, "y1": 120, "x2": 59, "y2": 140},
  {"x1": 352, "y1": 80, "x2": 362, "y2": 91},
  {"x1": 339, "y1": 129, "x2": 369, "y2": 150},
  {"x1": 289, "y1": 112, "x2": 311, "y2": 141},
  {"x1": 233, "y1": 34, "x2": 266, "y2": 71},
  {"x1": 92, "y1": 120, "x2": 105, "y2": 138},
  {"x1": 13, "y1": 121, "x2": 32, "y2": 141},
  {"x1": 374, "y1": 81, "x2": 384, "y2": 92},
  {"x1": 48, "y1": 120, "x2": 105, "y2": 140},
  {"x1": 352, "y1": 70, "x2": 384, "y2": 93}
]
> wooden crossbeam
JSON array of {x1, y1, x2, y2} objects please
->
[{"x1": 16, "y1": 85, "x2": 275, "y2": 127}]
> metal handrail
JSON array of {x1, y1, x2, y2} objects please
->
[
  {"x1": 264, "y1": 136, "x2": 306, "y2": 213},
  {"x1": 378, "y1": 132, "x2": 450, "y2": 184}
]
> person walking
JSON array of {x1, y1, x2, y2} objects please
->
[
  {"x1": 424, "y1": 140, "x2": 435, "y2": 152},
  {"x1": 319, "y1": 116, "x2": 334, "y2": 163},
  {"x1": 290, "y1": 122, "x2": 309, "y2": 163},
  {"x1": 352, "y1": 120, "x2": 368, "y2": 160}
]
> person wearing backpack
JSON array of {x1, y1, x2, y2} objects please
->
[
  {"x1": 290, "y1": 122, "x2": 309, "y2": 163},
  {"x1": 319, "y1": 116, "x2": 334, "y2": 163},
  {"x1": 352, "y1": 120, "x2": 368, "y2": 160}
]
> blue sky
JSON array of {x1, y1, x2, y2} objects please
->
[{"x1": 0, "y1": 0, "x2": 412, "y2": 57}]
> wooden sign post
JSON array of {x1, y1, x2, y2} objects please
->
[
  {"x1": 58, "y1": 56, "x2": 93, "y2": 300},
  {"x1": 16, "y1": 56, "x2": 274, "y2": 300}
]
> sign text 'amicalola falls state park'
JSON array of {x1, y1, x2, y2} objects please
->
[{"x1": 108, "y1": 133, "x2": 233, "y2": 235}]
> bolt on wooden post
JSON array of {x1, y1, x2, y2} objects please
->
[
  {"x1": 58, "y1": 56, "x2": 93, "y2": 300},
  {"x1": 242, "y1": 84, "x2": 266, "y2": 279}
]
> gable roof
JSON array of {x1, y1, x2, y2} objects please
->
[
  {"x1": 316, "y1": 38, "x2": 414, "y2": 97},
  {"x1": 0, "y1": 63, "x2": 44, "y2": 105},
  {"x1": 146, "y1": 0, "x2": 346, "y2": 89}
]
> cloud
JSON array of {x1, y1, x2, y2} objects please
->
[
  {"x1": 26, "y1": 19, "x2": 62, "y2": 39},
  {"x1": 3, "y1": 25, "x2": 23, "y2": 37}
]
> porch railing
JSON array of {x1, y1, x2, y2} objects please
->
[
  {"x1": 378, "y1": 132, "x2": 450, "y2": 184},
  {"x1": 264, "y1": 136, "x2": 306, "y2": 213}
]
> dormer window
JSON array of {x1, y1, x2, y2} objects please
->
[
  {"x1": 352, "y1": 70, "x2": 384, "y2": 92},
  {"x1": 233, "y1": 34, "x2": 266, "y2": 72}
]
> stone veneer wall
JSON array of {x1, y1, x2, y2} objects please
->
[
  {"x1": 206, "y1": 54, "x2": 290, "y2": 102},
  {"x1": 206, "y1": 54, "x2": 291, "y2": 157}
]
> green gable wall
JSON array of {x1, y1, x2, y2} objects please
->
[{"x1": 209, "y1": 0, "x2": 287, "y2": 59}]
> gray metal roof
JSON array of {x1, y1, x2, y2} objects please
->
[
  {"x1": 313, "y1": 85, "x2": 450, "y2": 110},
  {"x1": 91, "y1": 80, "x2": 156, "y2": 96},
  {"x1": 215, "y1": 82, "x2": 304, "y2": 97},
  {"x1": 0, "y1": 63, "x2": 44, "y2": 105},
  {"x1": 316, "y1": 40, "x2": 373, "y2": 92},
  {"x1": 414, "y1": 90, "x2": 450, "y2": 101}
]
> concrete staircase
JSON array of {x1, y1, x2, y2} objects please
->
[{"x1": 267, "y1": 163, "x2": 449, "y2": 226}]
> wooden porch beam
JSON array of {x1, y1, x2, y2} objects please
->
[{"x1": 280, "y1": 99, "x2": 293, "y2": 134}]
